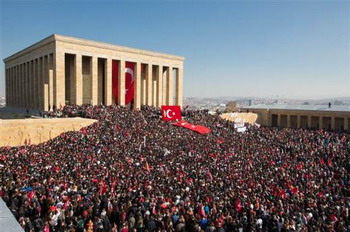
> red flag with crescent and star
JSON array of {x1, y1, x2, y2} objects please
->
[
  {"x1": 162, "y1": 105, "x2": 182, "y2": 121},
  {"x1": 172, "y1": 120, "x2": 211, "y2": 134},
  {"x1": 112, "y1": 61, "x2": 135, "y2": 105}
]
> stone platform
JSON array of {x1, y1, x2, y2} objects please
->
[{"x1": 0, "y1": 117, "x2": 96, "y2": 147}]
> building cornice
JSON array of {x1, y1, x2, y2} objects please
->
[
  {"x1": 4, "y1": 34, "x2": 185, "y2": 63},
  {"x1": 54, "y1": 34, "x2": 185, "y2": 61}
]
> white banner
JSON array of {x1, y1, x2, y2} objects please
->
[
  {"x1": 237, "y1": 127, "x2": 247, "y2": 133},
  {"x1": 234, "y1": 122, "x2": 245, "y2": 128}
]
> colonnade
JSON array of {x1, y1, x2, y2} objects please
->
[
  {"x1": 5, "y1": 53, "x2": 54, "y2": 111},
  {"x1": 5, "y1": 53, "x2": 183, "y2": 111},
  {"x1": 271, "y1": 113, "x2": 349, "y2": 131},
  {"x1": 61, "y1": 54, "x2": 183, "y2": 110}
]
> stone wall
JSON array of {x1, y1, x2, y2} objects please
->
[
  {"x1": 220, "y1": 112, "x2": 258, "y2": 125},
  {"x1": 0, "y1": 117, "x2": 96, "y2": 147}
]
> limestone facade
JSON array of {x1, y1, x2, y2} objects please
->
[
  {"x1": 4, "y1": 34, "x2": 185, "y2": 110},
  {"x1": 241, "y1": 105, "x2": 350, "y2": 131}
]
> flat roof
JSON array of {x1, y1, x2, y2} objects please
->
[
  {"x1": 243, "y1": 104, "x2": 350, "y2": 112},
  {"x1": 4, "y1": 34, "x2": 185, "y2": 63}
]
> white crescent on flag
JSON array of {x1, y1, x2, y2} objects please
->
[
  {"x1": 166, "y1": 109, "x2": 174, "y2": 119},
  {"x1": 125, "y1": 68, "x2": 134, "y2": 81}
]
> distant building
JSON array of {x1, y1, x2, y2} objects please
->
[
  {"x1": 241, "y1": 104, "x2": 350, "y2": 131},
  {"x1": 4, "y1": 34, "x2": 184, "y2": 111}
]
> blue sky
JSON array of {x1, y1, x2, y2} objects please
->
[{"x1": 1, "y1": 0, "x2": 349, "y2": 99}]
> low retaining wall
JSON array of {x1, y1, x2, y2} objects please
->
[{"x1": 0, "y1": 117, "x2": 96, "y2": 147}]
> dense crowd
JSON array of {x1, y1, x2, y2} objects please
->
[{"x1": 0, "y1": 105, "x2": 349, "y2": 232}]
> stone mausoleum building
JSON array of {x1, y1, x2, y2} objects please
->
[
  {"x1": 241, "y1": 104, "x2": 350, "y2": 131},
  {"x1": 4, "y1": 34, "x2": 184, "y2": 111}
]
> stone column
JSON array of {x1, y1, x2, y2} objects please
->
[
  {"x1": 17, "y1": 66, "x2": 20, "y2": 107},
  {"x1": 331, "y1": 117, "x2": 335, "y2": 130},
  {"x1": 15, "y1": 66, "x2": 18, "y2": 107},
  {"x1": 18, "y1": 65, "x2": 21, "y2": 107},
  {"x1": 167, "y1": 66, "x2": 173, "y2": 105},
  {"x1": 33, "y1": 60, "x2": 36, "y2": 109},
  {"x1": 48, "y1": 55, "x2": 54, "y2": 109},
  {"x1": 49, "y1": 69, "x2": 54, "y2": 109},
  {"x1": 307, "y1": 115, "x2": 311, "y2": 129},
  {"x1": 24, "y1": 62, "x2": 28, "y2": 108},
  {"x1": 54, "y1": 51, "x2": 65, "y2": 109},
  {"x1": 20, "y1": 64, "x2": 23, "y2": 107},
  {"x1": 37, "y1": 58, "x2": 43, "y2": 110},
  {"x1": 27, "y1": 62, "x2": 31, "y2": 108},
  {"x1": 31, "y1": 61, "x2": 35, "y2": 109},
  {"x1": 277, "y1": 114, "x2": 281, "y2": 127},
  {"x1": 14, "y1": 66, "x2": 18, "y2": 107},
  {"x1": 287, "y1": 114, "x2": 291, "y2": 128},
  {"x1": 74, "y1": 54, "x2": 83, "y2": 105},
  {"x1": 176, "y1": 67, "x2": 183, "y2": 107},
  {"x1": 7, "y1": 68, "x2": 11, "y2": 106},
  {"x1": 12, "y1": 67, "x2": 15, "y2": 107},
  {"x1": 162, "y1": 67, "x2": 167, "y2": 105},
  {"x1": 344, "y1": 117, "x2": 349, "y2": 131},
  {"x1": 153, "y1": 78, "x2": 157, "y2": 106},
  {"x1": 156, "y1": 65, "x2": 163, "y2": 107},
  {"x1": 11, "y1": 68, "x2": 14, "y2": 106},
  {"x1": 43, "y1": 56, "x2": 49, "y2": 111},
  {"x1": 26, "y1": 63, "x2": 29, "y2": 108},
  {"x1": 319, "y1": 117, "x2": 323, "y2": 130},
  {"x1": 134, "y1": 62, "x2": 141, "y2": 110},
  {"x1": 9, "y1": 68, "x2": 13, "y2": 107},
  {"x1": 117, "y1": 60, "x2": 125, "y2": 106},
  {"x1": 24, "y1": 63, "x2": 27, "y2": 108},
  {"x1": 13, "y1": 67, "x2": 16, "y2": 106},
  {"x1": 105, "y1": 58, "x2": 113, "y2": 105},
  {"x1": 32, "y1": 60, "x2": 37, "y2": 109},
  {"x1": 296, "y1": 115, "x2": 300, "y2": 128},
  {"x1": 29, "y1": 61, "x2": 33, "y2": 108},
  {"x1": 141, "y1": 65, "x2": 146, "y2": 105},
  {"x1": 31, "y1": 60, "x2": 36, "y2": 109},
  {"x1": 146, "y1": 64, "x2": 153, "y2": 106},
  {"x1": 10, "y1": 68, "x2": 14, "y2": 106},
  {"x1": 13, "y1": 65, "x2": 20, "y2": 107},
  {"x1": 5, "y1": 68, "x2": 9, "y2": 106},
  {"x1": 91, "y1": 56, "x2": 98, "y2": 105},
  {"x1": 22, "y1": 64, "x2": 25, "y2": 108},
  {"x1": 12, "y1": 67, "x2": 15, "y2": 106}
]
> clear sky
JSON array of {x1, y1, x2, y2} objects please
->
[{"x1": 0, "y1": 0, "x2": 349, "y2": 99}]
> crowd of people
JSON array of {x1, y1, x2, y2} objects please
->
[{"x1": 0, "y1": 104, "x2": 349, "y2": 232}]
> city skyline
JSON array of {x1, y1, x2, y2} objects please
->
[{"x1": 1, "y1": 0, "x2": 349, "y2": 99}]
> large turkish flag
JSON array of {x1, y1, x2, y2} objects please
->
[
  {"x1": 173, "y1": 120, "x2": 211, "y2": 134},
  {"x1": 112, "y1": 61, "x2": 135, "y2": 105},
  {"x1": 162, "y1": 105, "x2": 182, "y2": 121}
]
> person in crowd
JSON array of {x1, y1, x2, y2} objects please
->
[{"x1": 0, "y1": 104, "x2": 349, "y2": 231}]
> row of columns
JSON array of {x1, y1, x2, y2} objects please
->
[
  {"x1": 64, "y1": 55, "x2": 183, "y2": 110},
  {"x1": 114, "y1": 61, "x2": 182, "y2": 109},
  {"x1": 6, "y1": 54, "x2": 54, "y2": 110},
  {"x1": 5, "y1": 54, "x2": 183, "y2": 111},
  {"x1": 273, "y1": 114, "x2": 349, "y2": 131}
]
